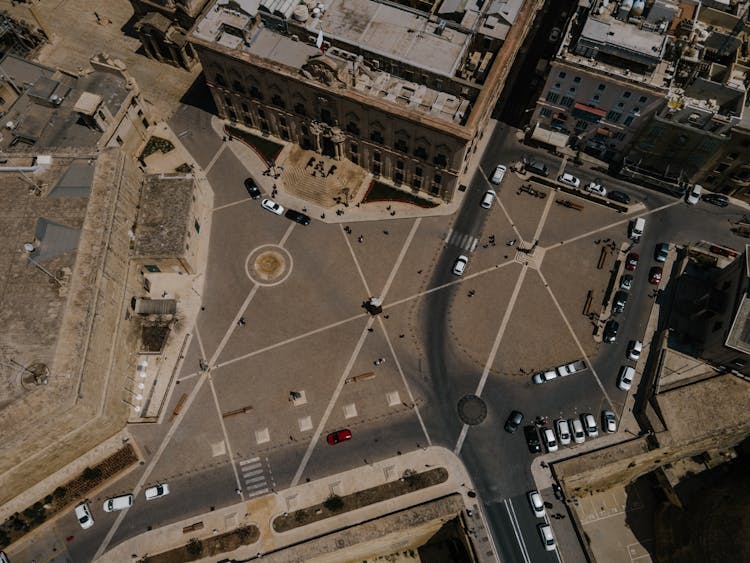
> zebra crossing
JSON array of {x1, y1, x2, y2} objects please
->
[
  {"x1": 445, "y1": 228, "x2": 479, "y2": 253},
  {"x1": 238, "y1": 456, "x2": 273, "y2": 498}
]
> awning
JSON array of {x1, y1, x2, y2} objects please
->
[
  {"x1": 573, "y1": 103, "x2": 606, "y2": 117},
  {"x1": 595, "y1": 127, "x2": 613, "y2": 136},
  {"x1": 531, "y1": 123, "x2": 570, "y2": 149}
]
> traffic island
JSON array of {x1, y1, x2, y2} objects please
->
[
  {"x1": 141, "y1": 525, "x2": 260, "y2": 563},
  {"x1": 272, "y1": 467, "x2": 448, "y2": 533}
]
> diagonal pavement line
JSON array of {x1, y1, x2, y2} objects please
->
[
  {"x1": 341, "y1": 224, "x2": 372, "y2": 297},
  {"x1": 204, "y1": 142, "x2": 227, "y2": 174},
  {"x1": 290, "y1": 219, "x2": 422, "y2": 487},
  {"x1": 536, "y1": 268, "x2": 615, "y2": 409},
  {"x1": 531, "y1": 186, "x2": 557, "y2": 243},
  {"x1": 213, "y1": 198, "x2": 251, "y2": 212},
  {"x1": 542, "y1": 200, "x2": 681, "y2": 250},
  {"x1": 194, "y1": 324, "x2": 207, "y2": 365},
  {"x1": 208, "y1": 284, "x2": 261, "y2": 367},
  {"x1": 454, "y1": 266, "x2": 528, "y2": 456},
  {"x1": 496, "y1": 197, "x2": 527, "y2": 245},
  {"x1": 207, "y1": 373, "x2": 245, "y2": 499},
  {"x1": 278, "y1": 221, "x2": 296, "y2": 247},
  {"x1": 215, "y1": 311, "x2": 368, "y2": 370},
  {"x1": 377, "y1": 314, "x2": 432, "y2": 446},
  {"x1": 93, "y1": 373, "x2": 210, "y2": 559}
]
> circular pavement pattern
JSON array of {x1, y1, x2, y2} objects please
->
[
  {"x1": 457, "y1": 394, "x2": 487, "y2": 425},
  {"x1": 245, "y1": 244, "x2": 293, "y2": 286}
]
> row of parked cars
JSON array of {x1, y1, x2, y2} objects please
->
[
  {"x1": 505, "y1": 411, "x2": 617, "y2": 452},
  {"x1": 526, "y1": 490, "x2": 557, "y2": 552},
  {"x1": 531, "y1": 360, "x2": 587, "y2": 384},
  {"x1": 74, "y1": 484, "x2": 169, "y2": 529}
]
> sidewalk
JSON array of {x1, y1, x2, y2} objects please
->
[
  {"x1": 212, "y1": 117, "x2": 499, "y2": 224},
  {"x1": 98, "y1": 446, "x2": 497, "y2": 562}
]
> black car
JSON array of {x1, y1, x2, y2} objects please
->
[
  {"x1": 285, "y1": 209, "x2": 311, "y2": 225},
  {"x1": 504, "y1": 410, "x2": 524, "y2": 433},
  {"x1": 524, "y1": 425, "x2": 541, "y2": 453},
  {"x1": 607, "y1": 190, "x2": 631, "y2": 204},
  {"x1": 702, "y1": 193, "x2": 729, "y2": 207},
  {"x1": 244, "y1": 177, "x2": 261, "y2": 199},
  {"x1": 603, "y1": 319, "x2": 619, "y2": 343},
  {"x1": 612, "y1": 291, "x2": 628, "y2": 314}
]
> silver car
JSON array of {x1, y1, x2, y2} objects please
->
[{"x1": 555, "y1": 419, "x2": 572, "y2": 446}]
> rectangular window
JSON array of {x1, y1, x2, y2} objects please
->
[
  {"x1": 606, "y1": 110, "x2": 622, "y2": 122},
  {"x1": 639, "y1": 95, "x2": 647, "y2": 103},
  {"x1": 145, "y1": 264, "x2": 161, "y2": 273},
  {"x1": 560, "y1": 96, "x2": 574, "y2": 107},
  {"x1": 546, "y1": 92, "x2": 560, "y2": 103},
  {"x1": 597, "y1": 83, "x2": 606, "y2": 91},
  {"x1": 415, "y1": 166, "x2": 423, "y2": 177},
  {"x1": 350, "y1": 142, "x2": 358, "y2": 154},
  {"x1": 575, "y1": 120, "x2": 589, "y2": 131},
  {"x1": 613, "y1": 132, "x2": 626, "y2": 141},
  {"x1": 373, "y1": 150, "x2": 381, "y2": 163},
  {"x1": 623, "y1": 91, "x2": 631, "y2": 98},
  {"x1": 540, "y1": 107, "x2": 552, "y2": 117},
  {"x1": 558, "y1": 71, "x2": 567, "y2": 78},
  {"x1": 573, "y1": 76, "x2": 581, "y2": 83},
  {"x1": 623, "y1": 115, "x2": 634, "y2": 126},
  {"x1": 714, "y1": 163, "x2": 729, "y2": 173}
]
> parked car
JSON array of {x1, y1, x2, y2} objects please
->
[
  {"x1": 581, "y1": 413, "x2": 598, "y2": 437},
  {"x1": 481, "y1": 189, "x2": 496, "y2": 209},
  {"x1": 103, "y1": 494, "x2": 133, "y2": 512},
  {"x1": 686, "y1": 184, "x2": 702, "y2": 204},
  {"x1": 555, "y1": 419, "x2": 572, "y2": 446},
  {"x1": 145, "y1": 484, "x2": 170, "y2": 500},
  {"x1": 585, "y1": 181, "x2": 607, "y2": 197},
  {"x1": 504, "y1": 410, "x2": 524, "y2": 433},
  {"x1": 627, "y1": 340, "x2": 643, "y2": 361},
  {"x1": 603, "y1": 320, "x2": 619, "y2": 343},
  {"x1": 542, "y1": 428, "x2": 558, "y2": 452},
  {"x1": 625, "y1": 252, "x2": 639, "y2": 271},
  {"x1": 528, "y1": 490, "x2": 545, "y2": 517},
  {"x1": 491, "y1": 164, "x2": 507, "y2": 184},
  {"x1": 619, "y1": 275, "x2": 633, "y2": 290},
  {"x1": 452, "y1": 255, "x2": 468, "y2": 276},
  {"x1": 0, "y1": 551, "x2": 9, "y2": 563},
  {"x1": 608, "y1": 190, "x2": 631, "y2": 204},
  {"x1": 244, "y1": 177, "x2": 261, "y2": 199},
  {"x1": 602, "y1": 410, "x2": 617, "y2": 433},
  {"x1": 75, "y1": 501, "x2": 94, "y2": 529},
  {"x1": 570, "y1": 418, "x2": 585, "y2": 444},
  {"x1": 655, "y1": 243, "x2": 669, "y2": 263},
  {"x1": 326, "y1": 429, "x2": 352, "y2": 445},
  {"x1": 556, "y1": 360, "x2": 587, "y2": 377},
  {"x1": 702, "y1": 193, "x2": 729, "y2": 207},
  {"x1": 618, "y1": 366, "x2": 635, "y2": 391},
  {"x1": 524, "y1": 425, "x2": 541, "y2": 453},
  {"x1": 557, "y1": 172, "x2": 580, "y2": 188},
  {"x1": 285, "y1": 209, "x2": 311, "y2": 225},
  {"x1": 538, "y1": 523, "x2": 556, "y2": 551},
  {"x1": 612, "y1": 290, "x2": 628, "y2": 314},
  {"x1": 527, "y1": 160, "x2": 549, "y2": 177},
  {"x1": 649, "y1": 266, "x2": 663, "y2": 285},
  {"x1": 261, "y1": 198, "x2": 284, "y2": 215},
  {"x1": 532, "y1": 369, "x2": 558, "y2": 384}
]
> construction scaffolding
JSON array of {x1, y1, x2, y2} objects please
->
[{"x1": 0, "y1": 12, "x2": 47, "y2": 59}]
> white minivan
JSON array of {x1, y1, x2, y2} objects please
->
[
  {"x1": 103, "y1": 494, "x2": 133, "y2": 512},
  {"x1": 629, "y1": 217, "x2": 645, "y2": 242}
]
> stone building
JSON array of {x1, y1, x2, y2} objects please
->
[
  {"x1": 129, "y1": 0, "x2": 209, "y2": 69},
  {"x1": 188, "y1": 0, "x2": 541, "y2": 202}
]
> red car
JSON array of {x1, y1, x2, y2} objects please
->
[
  {"x1": 649, "y1": 267, "x2": 663, "y2": 285},
  {"x1": 625, "y1": 252, "x2": 639, "y2": 271},
  {"x1": 326, "y1": 429, "x2": 352, "y2": 445}
]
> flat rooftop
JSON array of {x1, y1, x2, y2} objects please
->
[
  {"x1": 134, "y1": 175, "x2": 194, "y2": 258},
  {"x1": 194, "y1": 0, "x2": 470, "y2": 78}
]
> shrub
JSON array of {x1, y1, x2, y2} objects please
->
[
  {"x1": 82, "y1": 466, "x2": 102, "y2": 481},
  {"x1": 53, "y1": 486, "x2": 67, "y2": 499},
  {"x1": 323, "y1": 494, "x2": 344, "y2": 512},
  {"x1": 186, "y1": 538, "x2": 203, "y2": 557}
]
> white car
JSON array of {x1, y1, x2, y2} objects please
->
[
  {"x1": 532, "y1": 370, "x2": 558, "y2": 384},
  {"x1": 570, "y1": 418, "x2": 585, "y2": 444},
  {"x1": 145, "y1": 483, "x2": 170, "y2": 500},
  {"x1": 261, "y1": 198, "x2": 284, "y2": 215},
  {"x1": 538, "y1": 523, "x2": 556, "y2": 551},
  {"x1": 686, "y1": 184, "x2": 702, "y2": 204},
  {"x1": 581, "y1": 413, "x2": 598, "y2": 437},
  {"x1": 542, "y1": 428, "x2": 558, "y2": 452},
  {"x1": 628, "y1": 340, "x2": 643, "y2": 361},
  {"x1": 528, "y1": 490, "x2": 545, "y2": 517},
  {"x1": 75, "y1": 501, "x2": 94, "y2": 529},
  {"x1": 557, "y1": 172, "x2": 580, "y2": 188},
  {"x1": 585, "y1": 182, "x2": 607, "y2": 197},
  {"x1": 602, "y1": 410, "x2": 617, "y2": 433},
  {"x1": 480, "y1": 189, "x2": 496, "y2": 209},
  {"x1": 452, "y1": 255, "x2": 468, "y2": 276},
  {"x1": 618, "y1": 365, "x2": 635, "y2": 391},
  {"x1": 491, "y1": 164, "x2": 507, "y2": 184},
  {"x1": 555, "y1": 419, "x2": 571, "y2": 446},
  {"x1": 103, "y1": 494, "x2": 133, "y2": 512}
]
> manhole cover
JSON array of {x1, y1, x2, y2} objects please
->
[{"x1": 457, "y1": 394, "x2": 487, "y2": 425}]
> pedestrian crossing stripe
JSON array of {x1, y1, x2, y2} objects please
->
[{"x1": 445, "y1": 229, "x2": 479, "y2": 252}]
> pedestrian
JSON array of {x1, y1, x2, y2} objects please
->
[
  {"x1": 383, "y1": 230, "x2": 389, "y2": 235},
  {"x1": 302, "y1": 207, "x2": 308, "y2": 212},
  {"x1": 417, "y1": 269, "x2": 422, "y2": 274},
  {"x1": 399, "y1": 334, "x2": 405, "y2": 338},
  {"x1": 390, "y1": 211, "x2": 396, "y2": 216},
  {"x1": 358, "y1": 235, "x2": 364, "y2": 243},
  {"x1": 383, "y1": 314, "x2": 389, "y2": 319},
  {"x1": 321, "y1": 213, "x2": 326, "y2": 219},
  {"x1": 367, "y1": 327, "x2": 374, "y2": 332},
  {"x1": 238, "y1": 317, "x2": 246, "y2": 326}
]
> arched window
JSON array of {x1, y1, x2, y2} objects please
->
[{"x1": 215, "y1": 74, "x2": 227, "y2": 87}]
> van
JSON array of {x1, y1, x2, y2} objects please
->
[
  {"x1": 103, "y1": 494, "x2": 134, "y2": 512},
  {"x1": 629, "y1": 217, "x2": 645, "y2": 242},
  {"x1": 527, "y1": 161, "x2": 549, "y2": 177}
]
